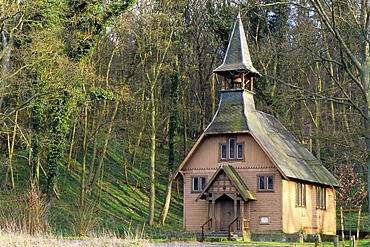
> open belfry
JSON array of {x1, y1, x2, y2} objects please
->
[{"x1": 175, "y1": 12, "x2": 339, "y2": 242}]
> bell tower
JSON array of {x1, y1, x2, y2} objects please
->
[{"x1": 213, "y1": 13, "x2": 261, "y2": 91}]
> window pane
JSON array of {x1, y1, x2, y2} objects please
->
[
  {"x1": 237, "y1": 144, "x2": 243, "y2": 159},
  {"x1": 296, "y1": 183, "x2": 306, "y2": 206},
  {"x1": 267, "y1": 176, "x2": 273, "y2": 190},
  {"x1": 193, "y1": 177, "x2": 199, "y2": 191},
  {"x1": 316, "y1": 187, "x2": 319, "y2": 206},
  {"x1": 296, "y1": 183, "x2": 300, "y2": 205},
  {"x1": 201, "y1": 177, "x2": 206, "y2": 190},
  {"x1": 220, "y1": 144, "x2": 227, "y2": 159},
  {"x1": 316, "y1": 187, "x2": 326, "y2": 209},
  {"x1": 229, "y1": 138, "x2": 235, "y2": 159},
  {"x1": 258, "y1": 176, "x2": 265, "y2": 190}
]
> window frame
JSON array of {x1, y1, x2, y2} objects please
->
[
  {"x1": 191, "y1": 176, "x2": 207, "y2": 193},
  {"x1": 295, "y1": 182, "x2": 306, "y2": 207},
  {"x1": 219, "y1": 137, "x2": 244, "y2": 161},
  {"x1": 316, "y1": 186, "x2": 326, "y2": 210},
  {"x1": 257, "y1": 175, "x2": 274, "y2": 192},
  {"x1": 236, "y1": 143, "x2": 243, "y2": 160},
  {"x1": 220, "y1": 144, "x2": 227, "y2": 160}
]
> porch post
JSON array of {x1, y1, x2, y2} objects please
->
[
  {"x1": 207, "y1": 199, "x2": 210, "y2": 224},
  {"x1": 212, "y1": 196, "x2": 215, "y2": 231},
  {"x1": 244, "y1": 201, "x2": 251, "y2": 241},
  {"x1": 234, "y1": 198, "x2": 237, "y2": 232},
  {"x1": 241, "y1": 200, "x2": 244, "y2": 231}
]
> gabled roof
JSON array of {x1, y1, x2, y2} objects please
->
[
  {"x1": 203, "y1": 90, "x2": 340, "y2": 187},
  {"x1": 196, "y1": 164, "x2": 256, "y2": 201},
  {"x1": 213, "y1": 13, "x2": 260, "y2": 77}
]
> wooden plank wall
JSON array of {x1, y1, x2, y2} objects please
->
[{"x1": 282, "y1": 180, "x2": 336, "y2": 235}]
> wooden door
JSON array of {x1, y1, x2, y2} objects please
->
[{"x1": 220, "y1": 196, "x2": 234, "y2": 231}]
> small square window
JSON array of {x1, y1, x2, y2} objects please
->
[
  {"x1": 258, "y1": 175, "x2": 274, "y2": 191},
  {"x1": 192, "y1": 177, "x2": 206, "y2": 192}
]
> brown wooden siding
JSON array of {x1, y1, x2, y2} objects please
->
[
  {"x1": 184, "y1": 134, "x2": 273, "y2": 170},
  {"x1": 183, "y1": 169, "x2": 214, "y2": 232},
  {"x1": 183, "y1": 134, "x2": 283, "y2": 232}
]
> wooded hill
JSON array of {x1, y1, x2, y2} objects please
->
[{"x1": 0, "y1": 0, "x2": 369, "y2": 236}]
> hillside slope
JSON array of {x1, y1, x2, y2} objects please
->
[{"x1": 0, "y1": 142, "x2": 184, "y2": 237}]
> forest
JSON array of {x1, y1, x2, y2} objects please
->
[{"x1": 0, "y1": 0, "x2": 369, "y2": 238}]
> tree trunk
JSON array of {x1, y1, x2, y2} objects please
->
[
  {"x1": 158, "y1": 66, "x2": 179, "y2": 225},
  {"x1": 67, "y1": 122, "x2": 77, "y2": 170},
  {"x1": 158, "y1": 173, "x2": 173, "y2": 225},
  {"x1": 0, "y1": 23, "x2": 13, "y2": 110},
  {"x1": 90, "y1": 100, "x2": 120, "y2": 191},
  {"x1": 6, "y1": 110, "x2": 18, "y2": 189},
  {"x1": 148, "y1": 85, "x2": 156, "y2": 226},
  {"x1": 131, "y1": 89, "x2": 148, "y2": 165},
  {"x1": 80, "y1": 103, "x2": 88, "y2": 208},
  {"x1": 361, "y1": 60, "x2": 370, "y2": 215}
]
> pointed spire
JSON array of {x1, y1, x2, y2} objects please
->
[{"x1": 213, "y1": 12, "x2": 261, "y2": 90}]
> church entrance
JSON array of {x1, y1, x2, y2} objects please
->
[{"x1": 217, "y1": 194, "x2": 235, "y2": 231}]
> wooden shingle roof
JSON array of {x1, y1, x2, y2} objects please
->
[{"x1": 213, "y1": 13, "x2": 260, "y2": 77}]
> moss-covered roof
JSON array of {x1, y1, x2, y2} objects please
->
[
  {"x1": 205, "y1": 89, "x2": 249, "y2": 133},
  {"x1": 204, "y1": 90, "x2": 340, "y2": 187},
  {"x1": 197, "y1": 164, "x2": 256, "y2": 201}
]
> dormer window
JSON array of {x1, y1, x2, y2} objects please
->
[{"x1": 219, "y1": 137, "x2": 244, "y2": 161}]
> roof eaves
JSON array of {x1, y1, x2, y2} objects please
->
[{"x1": 204, "y1": 130, "x2": 250, "y2": 136}]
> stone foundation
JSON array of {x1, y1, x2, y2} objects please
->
[{"x1": 251, "y1": 232, "x2": 336, "y2": 243}]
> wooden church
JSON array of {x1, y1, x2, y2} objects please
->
[{"x1": 175, "y1": 13, "x2": 340, "y2": 242}]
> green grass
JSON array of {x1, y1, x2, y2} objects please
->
[
  {"x1": 0, "y1": 135, "x2": 184, "y2": 239},
  {"x1": 3, "y1": 132, "x2": 370, "y2": 245}
]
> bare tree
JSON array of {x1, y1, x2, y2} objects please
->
[{"x1": 305, "y1": 0, "x2": 370, "y2": 214}]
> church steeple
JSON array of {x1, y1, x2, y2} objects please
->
[{"x1": 213, "y1": 12, "x2": 261, "y2": 91}]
